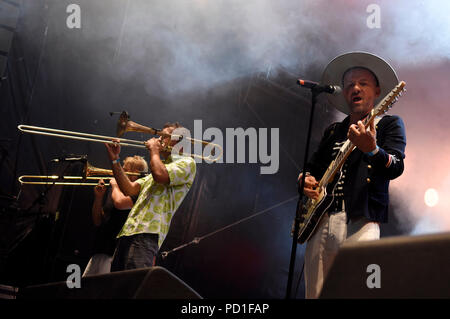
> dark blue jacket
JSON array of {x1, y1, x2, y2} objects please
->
[{"x1": 306, "y1": 115, "x2": 406, "y2": 223}]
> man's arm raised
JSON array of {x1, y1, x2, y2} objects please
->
[
  {"x1": 146, "y1": 137, "x2": 170, "y2": 185},
  {"x1": 105, "y1": 140, "x2": 141, "y2": 197}
]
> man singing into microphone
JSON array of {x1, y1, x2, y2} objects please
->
[
  {"x1": 105, "y1": 122, "x2": 196, "y2": 271},
  {"x1": 298, "y1": 52, "x2": 406, "y2": 298}
]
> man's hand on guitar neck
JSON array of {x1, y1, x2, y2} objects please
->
[
  {"x1": 298, "y1": 173, "x2": 320, "y2": 200},
  {"x1": 348, "y1": 119, "x2": 377, "y2": 153}
]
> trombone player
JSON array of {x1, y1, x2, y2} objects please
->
[
  {"x1": 105, "y1": 122, "x2": 197, "y2": 271},
  {"x1": 83, "y1": 156, "x2": 148, "y2": 276}
]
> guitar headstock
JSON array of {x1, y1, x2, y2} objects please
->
[{"x1": 371, "y1": 81, "x2": 406, "y2": 118}]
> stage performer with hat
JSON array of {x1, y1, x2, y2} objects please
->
[{"x1": 298, "y1": 52, "x2": 406, "y2": 298}]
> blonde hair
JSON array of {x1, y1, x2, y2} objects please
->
[
  {"x1": 163, "y1": 122, "x2": 183, "y2": 130},
  {"x1": 123, "y1": 155, "x2": 148, "y2": 173}
]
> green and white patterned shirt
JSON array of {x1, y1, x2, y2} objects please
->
[{"x1": 117, "y1": 154, "x2": 196, "y2": 247}]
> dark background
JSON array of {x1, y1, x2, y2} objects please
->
[{"x1": 0, "y1": 0, "x2": 449, "y2": 299}]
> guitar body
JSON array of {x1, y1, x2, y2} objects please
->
[{"x1": 296, "y1": 170, "x2": 342, "y2": 244}]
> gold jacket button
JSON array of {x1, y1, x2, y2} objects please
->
[{"x1": 367, "y1": 178, "x2": 371, "y2": 183}]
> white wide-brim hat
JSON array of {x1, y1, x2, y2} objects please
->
[{"x1": 321, "y1": 52, "x2": 398, "y2": 114}]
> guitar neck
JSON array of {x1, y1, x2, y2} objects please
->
[
  {"x1": 318, "y1": 113, "x2": 376, "y2": 188},
  {"x1": 318, "y1": 142, "x2": 354, "y2": 188}
]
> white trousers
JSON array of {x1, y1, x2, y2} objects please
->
[
  {"x1": 82, "y1": 253, "x2": 113, "y2": 277},
  {"x1": 304, "y1": 211, "x2": 380, "y2": 299}
]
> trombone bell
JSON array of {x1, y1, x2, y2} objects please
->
[
  {"x1": 116, "y1": 111, "x2": 158, "y2": 138},
  {"x1": 84, "y1": 161, "x2": 142, "y2": 178}
]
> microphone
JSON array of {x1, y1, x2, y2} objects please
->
[
  {"x1": 51, "y1": 154, "x2": 88, "y2": 163},
  {"x1": 297, "y1": 79, "x2": 342, "y2": 94}
]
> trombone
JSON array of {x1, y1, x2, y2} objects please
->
[
  {"x1": 18, "y1": 175, "x2": 112, "y2": 186},
  {"x1": 17, "y1": 111, "x2": 223, "y2": 162},
  {"x1": 18, "y1": 161, "x2": 144, "y2": 186}
]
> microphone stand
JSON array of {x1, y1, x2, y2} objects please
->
[{"x1": 286, "y1": 86, "x2": 323, "y2": 299}]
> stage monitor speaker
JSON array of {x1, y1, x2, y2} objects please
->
[
  {"x1": 19, "y1": 266, "x2": 202, "y2": 299},
  {"x1": 320, "y1": 232, "x2": 450, "y2": 298}
]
